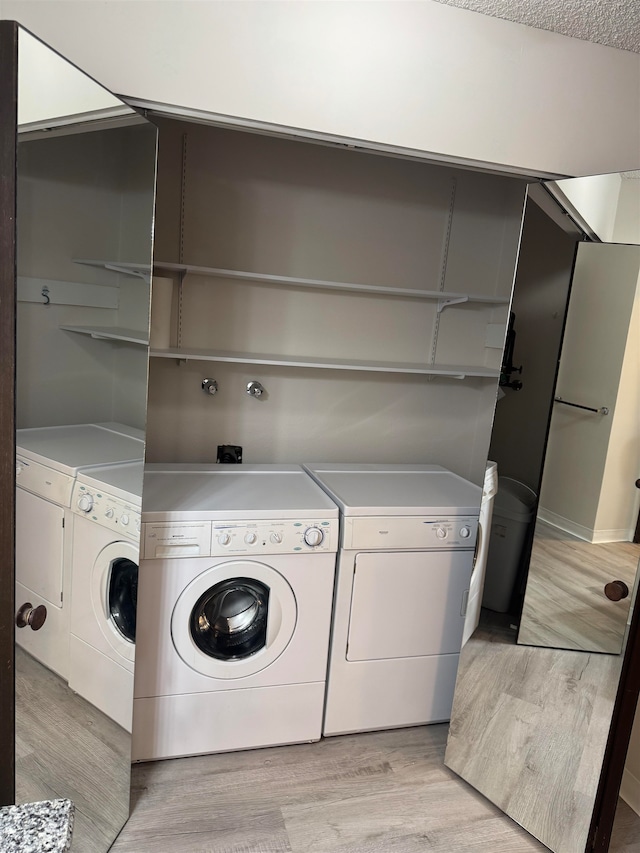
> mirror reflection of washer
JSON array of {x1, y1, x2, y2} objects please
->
[
  {"x1": 132, "y1": 464, "x2": 338, "y2": 762},
  {"x1": 303, "y1": 463, "x2": 481, "y2": 737},
  {"x1": 69, "y1": 461, "x2": 143, "y2": 732},
  {"x1": 15, "y1": 423, "x2": 144, "y2": 680}
]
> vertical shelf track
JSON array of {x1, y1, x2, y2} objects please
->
[
  {"x1": 176, "y1": 132, "x2": 188, "y2": 361},
  {"x1": 429, "y1": 177, "x2": 457, "y2": 372}
]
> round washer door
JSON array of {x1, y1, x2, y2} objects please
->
[
  {"x1": 90, "y1": 539, "x2": 139, "y2": 663},
  {"x1": 171, "y1": 560, "x2": 297, "y2": 679}
]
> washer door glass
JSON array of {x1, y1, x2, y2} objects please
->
[
  {"x1": 172, "y1": 560, "x2": 297, "y2": 679},
  {"x1": 108, "y1": 557, "x2": 138, "y2": 643},
  {"x1": 191, "y1": 578, "x2": 269, "y2": 660}
]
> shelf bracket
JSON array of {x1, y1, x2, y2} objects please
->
[
  {"x1": 103, "y1": 263, "x2": 150, "y2": 282},
  {"x1": 428, "y1": 372, "x2": 467, "y2": 382},
  {"x1": 437, "y1": 295, "x2": 468, "y2": 314}
]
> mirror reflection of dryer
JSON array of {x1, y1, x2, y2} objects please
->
[
  {"x1": 68, "y1": 461, "x2": 143, "y2": 731},
  {"x1": 132, "y1": 464, "x2": 339, "y2": 762},
  {"x1": 303, "y1": 463, "x2": 481, "y2": 737},
  {"x1": 15, "y1": 423, "x2": 145, "y2": 680}
]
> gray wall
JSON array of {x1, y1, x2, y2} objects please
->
[{"x1": 144, "y1": 120, "x2": 527, "y2": 485}]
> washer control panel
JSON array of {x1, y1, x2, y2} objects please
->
[
  {"x1": 143, "y1": 518, "x2": 338, "y2": 559},
  {"x1": 72, "y1": 481, "x2": 141, "y2": 538}
]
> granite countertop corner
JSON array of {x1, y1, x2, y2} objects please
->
[{"x1": 0, "y1": 799, "x2": 74, "y2": 852}]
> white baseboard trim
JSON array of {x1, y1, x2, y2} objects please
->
[
  {"x1": 620, "y1": 767, "x2": 640, "y2": 817},
  {"x1": 537, "y1": 508, "x2": 594, "y2": 542},
  {"x1": 537, "y1": 508, "x2": 632, "y2": 544},
  {"x1": 591, "y1": 528, "x2": 634, "y2": 544}
]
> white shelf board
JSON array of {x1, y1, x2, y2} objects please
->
[
  {"x1": 150, "y1": 261, "x2": 509, "y2": 305},
  {"x1": 60, "y1": 325, "x2": 149, "y2": 345},
  {"x1": 73, "y1": 258, "x2": 509, "y2": 305},
  {"x1": 150, "y1": 347, "x2": 499, "y2": 379}
]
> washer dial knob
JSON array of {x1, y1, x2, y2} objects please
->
[
  {"x1": 244, "y1": 532, "x2": 257, "y2": 545},
  {"x1": 218, "y1": 532, "x2": 231, "y2": 546},
  {"x1": 304, "y1": 527, "x2": 324, "y2": 547},
  {"x1": 460, "y1": 526, "x2": 471, "y2": 539},
  {"x1": 77, "y1": 494, "x2": 94, "y2": 513},
  {"x1": 121, "y1": 514, "x2": 130, "y2": 527},
  {"x1": 435, "y1": 526, "x2": 447, "y2": 540},
  {"x1": 270, "y1": 531, "x2": 283, "y2": 544},
  {"x1": 105, "y1": 508, "x2": 115, "y2": 519}
]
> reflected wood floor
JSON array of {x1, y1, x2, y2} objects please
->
[
  {"x1": 15, "y1": 647, "x2": 130, "y2": 853},
  {"x1": 445, "y1": 613, "x2": 638, "y2": 853},
  {"x1": 518, "y1": 522, "x2": 640, "y2": 653}
]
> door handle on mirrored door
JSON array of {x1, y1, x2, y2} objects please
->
[
  {"x1": 15, "y1": 602, "x2": 47, "y2": 631},
  {"x1": 604, "y1": 581, "x2": 629, "y2": 602}
]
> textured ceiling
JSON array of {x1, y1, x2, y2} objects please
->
[{"x1": 433, "y1": 0, "x2": 640, "y2": 53}]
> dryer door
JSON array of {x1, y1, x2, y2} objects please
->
[
  {"x1": 346, "y1": 550, "x2": 473, "y2": 661},
  {"x1": 172, "y1": 560, "x2": 297, "y2": 679}
]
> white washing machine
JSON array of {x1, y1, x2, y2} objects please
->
[
  {"x1": 132, "y1": 464, "x2": 339, "y2": 762},
  {"x1": 303, "y1": 463, "x2": 481, "y2": 737},
  {"x1": 68, "y1": 461, "x2": 143, "y2": 731},
  {"x1": 15, "y1": 423, "x2": 145, "y2": 679}
]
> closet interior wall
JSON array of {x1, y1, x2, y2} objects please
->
[
  {"x1": 17, "y1": 124, "x2": 153, "y2": 430},
  {"x1": 145, "y1": 119, "x2": 528, "y2": 484}
]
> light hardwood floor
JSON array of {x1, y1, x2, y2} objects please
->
[
  {"x1": 112, "y1": 720, "x2": 640, "y2": 853},
  {"x1": 113, "y1": 725, "x2": 548, "y2": 853},
  {"x1": 518, "y1": 521, "x2": 640, "y2": 653},
  {"x1": 15, "y1": 647, "x2": 131, "y2": 853},
  {"x1": 15, "y1": 638, "x2": 640, "y2": 852}
]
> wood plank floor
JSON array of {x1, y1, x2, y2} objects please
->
[
  {"x1": 113, "y1": 725, "x2": 548, "y2": 853},
  {"x1": 612, "y1": 800, "x2": 640, "y2": 852},
  {"x1": 14, "y1": 647, "x2": 131, "y2": 853},
  {"x1": 518, "y1": 521, "x2": 640, "y2": 653},
  {"x1": 15, "y1": 635, "x2": 640, "y2": 852}
]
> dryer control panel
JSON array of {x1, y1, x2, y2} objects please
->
[
  {"x1": 343, "y1": 515, "x2": 478, "y2": 550},
  {"x1": 143, "y1": 518, "x2": 338, "y2": 559},
  {"x1": 16, "y1": 456, "x2": 74, "y2": 507}
]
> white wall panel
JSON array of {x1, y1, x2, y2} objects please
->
[
  {"x1": 145, "y1": 358, "x2": 497, "y2": 485},
  {"x1": 3, "y1": 0, "x2": 639, "y2": 177},
  {"x1": 17, "y1": 28, "x2": 125, "y2": 127}
]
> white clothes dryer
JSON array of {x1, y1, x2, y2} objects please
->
[
  {"x1": 69, "y1": 461, "x2": 143, "y2": 731},
  {"x1": 132, "y1": 464, "x2": 339, "y2": 762},
  {"x1": 303, "y1": 463, "x2": 481, "y2": 737},
  {"x1": 15, "y1": 423, "x2": 144, "y2": 679}
]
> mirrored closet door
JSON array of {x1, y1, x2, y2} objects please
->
[
  {"x1": 1, "y1": 22, "x2": 158, "y2": 853},
  {"x1": 446, "y1": 170, "x2": 640, "y2": 853}
]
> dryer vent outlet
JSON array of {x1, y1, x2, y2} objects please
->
[{"x1": 217, "y1": 445, "x2": 243, "y2": 464}]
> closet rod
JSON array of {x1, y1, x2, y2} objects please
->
[{"x1": 554, "y1": 396, "x2": 609, "y2": 415}]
